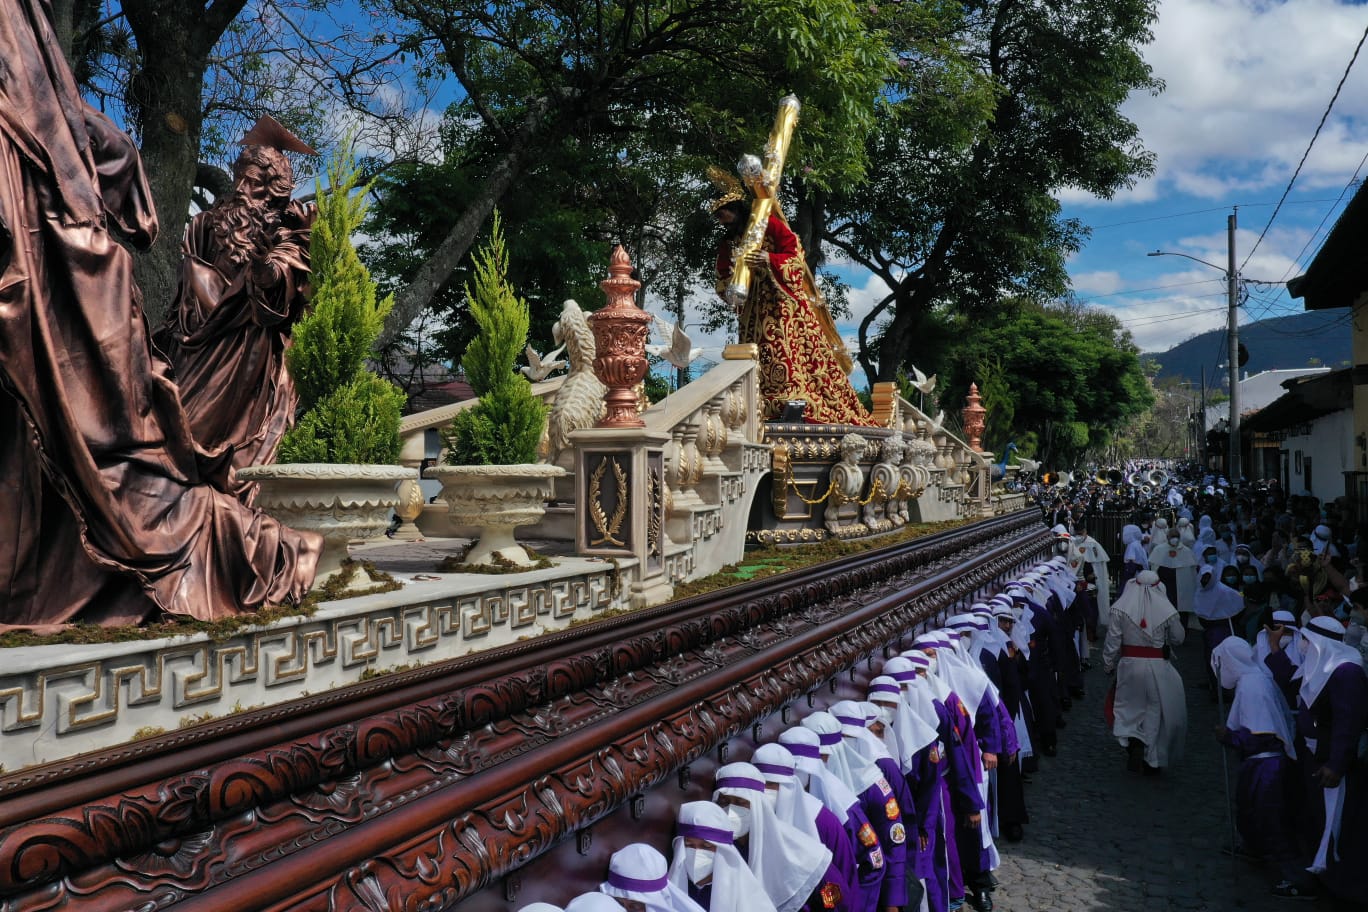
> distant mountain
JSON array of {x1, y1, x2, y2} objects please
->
[{"x1": 1143, "y1": 310, "x2": 1351, "y2": 384}]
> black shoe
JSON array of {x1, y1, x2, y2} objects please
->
[
  {"x1": 1005, "y1": 823, "x2": 1025, "y2": 842},
  {"x1": 968, "y1": 888, "x2": 994, "y2": 911},
  {"x1": 1126, "y1": 739, "x2": 1145, "y2": 773}
]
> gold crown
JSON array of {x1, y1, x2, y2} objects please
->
[{"x1": 706, "y1": 165, "x2": 745, "y2": 212}]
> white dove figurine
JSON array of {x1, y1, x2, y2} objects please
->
[
  {"x1": 1017, "y1": 457, "x2": 1041, "y2": 476},
  {"x1": 908, "y1": 364, "x2": 937, "y2": 409},
  {"x1": 645, "y1": 320, "x2": 702, "y2": 370},
  {"x1": 521, "y1": 342, "x2": 567, "y2": 381}
]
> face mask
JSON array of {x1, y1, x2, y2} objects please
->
[
  {"x1": 874, "y1": 703, "x2": 896, "y2": 725},
  {"x1": 1168, "y1": 536, "x2": 1180, "y2": 546},
  {"x1": 1205, "y1": 555, "x2": 1218, "y2": 565},
  {"x1": 1236, "y1": 554, "x2": 1249, "y2": 565},
  {"x1": 1242, "y1": 574, "x2": 1257, "y2": 585},
  {"x1": 684, "y1": 847, "x2": 715, "y2": 885},
  {"x1": 1056, "y1": 542, "x2": 1069, "y2": 554},
  {"x1": 725, "y1": 804, "x2": 751, "y2": 838},
  {"x1": 926, "y1": 654, "x2": 939, "y2": 675},
  {"x1": 761, "y1": 785, "x2": 779, "y2": 810}
]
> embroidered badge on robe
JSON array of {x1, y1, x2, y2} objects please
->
[
  {"x1": 821, "y1": 882, "x2": 842, "y2": 909},
  {"x1": 869, "y1": 846, "x2": 884, "y2": 869},
  {"x1": 858, "y1": 822, "x2": 878, "y2": 847},
  {"x1": 889, "y1": 822, "x2": 907, "y2": 845},
  {"x1": 885, "y1": 797, "x2": 900, "y2": 820},
  {"x1": 875, "y1": 776, "x2": 892, "y2": 796}
]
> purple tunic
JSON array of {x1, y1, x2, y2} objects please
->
[
  {"x1": 1218, "y1": 727, "x2": 1296, "y2": 862},
  {"x1": 839, "y1": 801, "x2": 886, "y2": 912},
  {"x1": 1265, "y1": 651, "x2": 1368, "y2": 903},
  {"x1": 857, "y1": 763, "x2": 909, "y2": 908},
  {"x1": 813, "y1": 804, "x2": 859, "y2": 912}
]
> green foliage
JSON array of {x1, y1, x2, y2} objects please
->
[
  {"x1": 823, "y1": 0, "x2": 1161, "y2": 381},
  {"x1": 460, "y1": 212, "x2": 529, "y2": 397},
  {"x1": 277, "y1": 144, "x2": 404, "y2": 464},
  {"x1": 277, "y1": 375, "x2": 405, "y2": 465},
  {"x1": 440, "y1": 215, "x2": 548, "y2": 466},
  {"x1": 937, "y1": 298, "x2": 1154, "y2": 468},
  {"x1": 370, "y1": 0, "x2": 893, "y2": 352}
]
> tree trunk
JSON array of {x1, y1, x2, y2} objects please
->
[
  {"x1": 377, "y1": 100, "x2": 552, "y2": 351},
  {"x1": 48, "y1": 0, "x2": 79, "y2": 65},
  {"x1": 122, "y1": 0, "x2": 248, "y2": 328}
]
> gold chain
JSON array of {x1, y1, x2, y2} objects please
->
[{"x1": 783, "y1": 475, "x2": 889, "y2": 507}]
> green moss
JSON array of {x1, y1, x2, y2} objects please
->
[
  {"x1": 131, "y1": 725, "x2": 166, "y2": 740},
  {"x1": 0, "y1": 560, "x2": 400, "y2": 649},
  {"x1": 436, "y1": 547, "x2": 554, "y2": 574},
  {"x1": 358, "y1": 660, "x2": 425, "y2": 681},
  {"x1": 671, "y1": 518, "x2": 970, "y2": 601}
]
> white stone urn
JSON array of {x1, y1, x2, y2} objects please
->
[
  {"x1": 425, "y1": 464, "x2": 568, "y2": 566},
  {"x1": 236, "y1": 463, "x2": 417, "y2": 587}
]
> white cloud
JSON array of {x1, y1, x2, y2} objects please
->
[
  {"x1": 1069, "y1": 0, "x2": 1368, "y2": 206},
  {"x1": 1071, "y1": 270, "x2": 1125, "y2": 295}
]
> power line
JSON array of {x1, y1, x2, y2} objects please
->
[
  {"x1": 1074, "y1": 278, "x2": 1222, "y2": 303},
  {"x1": 1085, "y1": 199, "x2": 1342, "y2": 230},
  {"x1": 1278, "y1": 170, "x2": 1368, "y2": 283},
  {"x1": 1242, "y1": 19, "x2": 1368, "y2": 269},
  {"x1": 1119, "y1": 304, "x2": 1229, "y2": 327}
]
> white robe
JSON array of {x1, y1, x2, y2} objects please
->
[{"x1": 1102, "y1": 574, "x2": 1188, "y2": 768}]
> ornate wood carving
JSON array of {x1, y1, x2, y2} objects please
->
[{"x1": 0, "y1": 512, "x2": 1046, "y2": 912}]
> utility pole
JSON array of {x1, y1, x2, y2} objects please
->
[
  {"x1": 1200, "y1": 365, "x2": 1207, "y2": 469},
  {"x1": 1227, "y1": 210, "x2": 1241, "y2": 482}
]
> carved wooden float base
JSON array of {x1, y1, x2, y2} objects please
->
[{"x1": 0, "y1": 510, "x2": 1047, "y2": 912}]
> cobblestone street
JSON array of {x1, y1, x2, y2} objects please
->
[{"x1": 993, "y1": 629, "x2": 1322, "y2": 912}]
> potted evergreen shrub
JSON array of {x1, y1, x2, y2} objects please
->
[
  {"x1": 237, "y1": 145, "x2": 415, "y2": 587},
  {"x1": 426, "y1": 213, "x2": 565, "y2": 567}
]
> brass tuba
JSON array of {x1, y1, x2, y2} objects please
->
[
  {"x1": 1149, "y1": 468, "x2": 1169, "y2": 488},
  {"x1": 1107, "y1": 468, "x2": 1125, "y2": 485}
]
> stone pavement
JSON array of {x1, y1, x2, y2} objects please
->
[{"x1": 991, "y1": 627, "x2": 1327, "y2": 912}]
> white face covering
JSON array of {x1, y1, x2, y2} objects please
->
[
  {"x1": 873, "y1": 703, "x2": 896, "y2": 725},
  {"x1": 925, "y1": 654, "x2": 939, "y2": 676},
  {"x1": 761, "y1": 786, "x2": 779, "y2": 810},
  {"x1": 725, "y1": 804, "x2": 752, "y2": 838},
  {"x1": 684, "y1": 847, "x2": 715, "y2": 885}
]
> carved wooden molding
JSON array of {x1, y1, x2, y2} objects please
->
[{"x1": 0, "y1": 513, "x2": 1045, "y2": 911}]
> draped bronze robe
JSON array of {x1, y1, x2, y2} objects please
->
[
  {"x1": 155, "y1": 201, "x2": 313, "y2": 504},
  {"x1": 0, "y1": 0, "x2": 321, "y2": 628}
]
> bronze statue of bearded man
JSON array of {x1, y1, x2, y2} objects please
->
[{"x1": 155, "y1": 129, "x2": 315, "y2": 503}]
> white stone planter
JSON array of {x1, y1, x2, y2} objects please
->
[
  {"x1": 236, "y1": 463, "x2": 417, "y2": 587},
  {"x1": 426, "y1": 464, "x2": 568, "y2": 566}
]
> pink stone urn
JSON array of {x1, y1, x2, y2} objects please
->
[
  {"x1": 962, "y1": 382, "x2": 987, "y2": 452},
  {"x1": 588, "y1": 245, "x2": 652, "y2": 428}
]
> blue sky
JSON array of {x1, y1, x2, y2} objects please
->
[
  {"x1": 266, "y1": 0, "x2": 1368, "y2": 381},
  {"x1": 825, "y1": 0, "x2": 1368, "y2": 364}
]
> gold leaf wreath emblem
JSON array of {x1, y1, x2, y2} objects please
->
[{"x1": 589, "y1": 457, "x2": 628, "y2": 547}]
